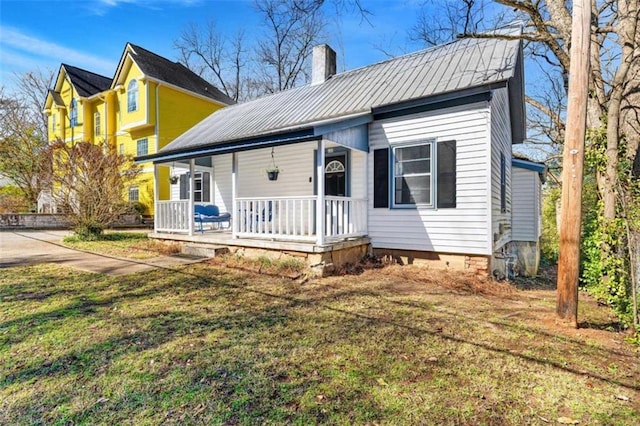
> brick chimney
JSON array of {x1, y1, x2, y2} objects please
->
[{"x1": 312, "y1": 44, "x2": 336, "y2": 85}]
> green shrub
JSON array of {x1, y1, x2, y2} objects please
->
[{"x1": 540, "y1": 187, "x2": 560, "y2": 264}]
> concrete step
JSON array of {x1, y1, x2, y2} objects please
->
[{"x1": 182, "y1": 243, "x2": 230, "y2": 258}]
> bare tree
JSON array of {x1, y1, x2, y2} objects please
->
[
  {"x1": 175, "y1": 22, "x2": 249, "y2": 102},
  {"x1": 48, "y1": 140, "x2": 142, "y2": 239},
  {"x1": 175, "y1": 0, "x2": 332, "y2": 100},
  {"x1": 0, "y1": 87, "x2": 51, "y2": 208},
  {"x1": 12, "y1": 69, "x2": 55, "y2": 137},
  {"x1": 254, "y1": 0, "x2": 326, "y2": 93}
]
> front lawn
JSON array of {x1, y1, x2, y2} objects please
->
[{"x1": 1, "y1": 262, "x2": 638, "y2": 424}]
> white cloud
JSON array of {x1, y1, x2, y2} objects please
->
[
  {"x1": 88, "y1": 0, "x2": 200, "y2": 15},
  {"x1": 0, "y1": 26, "x2": 114, "y2": 76}
]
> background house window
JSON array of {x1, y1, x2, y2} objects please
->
[
  {"x1": 119, "y1": 143, "x2": 124, "y2": 154},
  {"x1": 51, "y1": 114, "x2": 56, "y2": 132},
  {"x1": 127, "y1": 80, "x2": 138, "y2": 112},
  {"x1": 128, "y1": 186, "x2": 139, "y2": 202},
  {"x1": 70, "y1": 98, "x2": 78, "y2": 127},
  {"x1": 393, "y1": 142, "x2": 432, "y2": 206},
  {"x1": 94, "y1": 113, "x2": 101, "y2": 136},
  {"x1": 136, "y1": 138, "x2": 148, "y2": 156}
]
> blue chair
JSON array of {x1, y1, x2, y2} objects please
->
[{"x1": 194, "y1": 205, "x2": 231, "y2": 233}]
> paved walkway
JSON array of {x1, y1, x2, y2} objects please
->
[{"x1": 0, "y1": 230, "x2": 203, "y2": 276}]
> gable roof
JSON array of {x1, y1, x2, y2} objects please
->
[
  {"x1": 113, "y1": 43, "x2": 234, "y2": 106},
  {"x1": 62, "y1": 64, "x2": 112, "y2": 97},
  {"x1": 152, "y1": 34, "x2": 524, "y2": 160}
]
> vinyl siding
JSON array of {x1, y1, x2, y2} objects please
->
[
  {"x1": 213, "y1": 154, "x2": 233, "y2": 214},
  {"x1": 368, "y1": 102, "x2": 492, "y2": 255},
  {"x1": 489, "y1": 87, "x2": 513, "y2": 250},
  {"x1": 512, "y1": 167, "x2": 541, "y2": 241},
  {"x1": 171, "y1": 141, "x2": 365, "y2": 213}
]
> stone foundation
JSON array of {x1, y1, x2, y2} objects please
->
[
  {"x1": 231, "y1": 243, "x2": 370, "y2": 277},
  {"x1": 372, "y1": 248, "x2": 490, "y2": 276}
]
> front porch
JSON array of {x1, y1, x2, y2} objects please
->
[{"x1": 150, "y1": 138, "x2": 370, "y2": 253}]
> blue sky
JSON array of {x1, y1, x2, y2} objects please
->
[{"x1": 0, "y1": 0, "x2": 425, "y2": 93}]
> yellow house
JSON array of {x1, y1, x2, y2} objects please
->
[{"x1": 44, "y1": 43, "x2": 234, "y2": 215}]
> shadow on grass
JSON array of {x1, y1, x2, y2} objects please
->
[{"x1": 2, "y1": 261, "x2": 638, "y2": 423}]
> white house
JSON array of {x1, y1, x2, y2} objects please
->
[{"x1": 138, "y1": 29, "x2": 542, "y2": 276}]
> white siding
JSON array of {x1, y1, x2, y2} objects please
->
[
  {"x1": 237, "y1": 142, "x2": 316, "y2": 197},
  {"x1": 489, "y1": 87, "x2": 513, "y2": 250},
  {"x1": 512, "y1": 167, "x2": 541, "y2": 241},
  {"x1": 213, "y1": 154, "x2": 233, "y2": 214},
  {"x1": 368, "y1": 102, "x2": 492, "y2": 255}
]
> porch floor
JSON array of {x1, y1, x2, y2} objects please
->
[{"x1": 149, "y1": 230, "x2": 370, "y2": 254}]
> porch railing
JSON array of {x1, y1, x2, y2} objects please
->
[
  {"x1": 234, "y1": 196, "x2": 367, "y2": 243},
  {"x1": 156, "y1": 200, "x2": 189, "y2": 232},
  {"x1": 155, "y1": 197, "x2": 368, "y2": 244}
]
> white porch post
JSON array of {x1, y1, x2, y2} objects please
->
[
  {"x1": 188, "y1": 159, "x2": 195, "y2": 236},
  {"x1": 153, "y1": 163, "x2": 159, "y2": 232},
  {"x1": 231, "y1": 152, "x2": 238, "y2": 239},
  {"x1": 316, "y1": 139, "x2": 325, "y2": 245}
]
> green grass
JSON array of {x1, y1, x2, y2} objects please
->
[
  {"x1": 62, "y1": 232, "x2": 180, "y2": 259},
  {"x1": 1, "y1": 263, "x2": 638, "y2": 425}
]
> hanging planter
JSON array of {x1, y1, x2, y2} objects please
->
[
  {"x1": 266, "y1": 167, "x2": 279, "y2": 181},
  {"x1": 169, "y1": 162, "x2": 179, "y2": 184},
  {"x1": 266, "y1": 147, "x2": 280, "y2": 181}
]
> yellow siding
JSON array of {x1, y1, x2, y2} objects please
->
[
  {"x1": 44, "y1": 47, "x2": 228, "y2": 216},
  {"x1": 157, "y1": 85, "x2": 223, "y2": 150}
]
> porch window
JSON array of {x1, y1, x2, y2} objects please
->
[
  {"x1": 376, "y1": 139, "x2": 456, "y2": 209},
  {"x1": 119, "y1": 143, "x2": 124, "y2": 155},
  {"x1": 128, "y1": 186, "x2": 139, "y2": 202},
  {"x1": 179, "y1": 172, "x2": 210, "y2": 202},
  {"x1": 127, "y1": 80, "x2": 138, "y2": 112},
  {"x1": 137, "y1": 138, "x2": 148, "y2": 156},
  {"x1": 94, "y1": 113, "x2": 101, "y2": 137}
]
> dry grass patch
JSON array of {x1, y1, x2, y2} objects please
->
[
  {"x1": 62, "y1": 232, "x2": 181, "y2": 259},
  {"x1": 1, "y1": 263, "x2": 638, "y2": 425}
]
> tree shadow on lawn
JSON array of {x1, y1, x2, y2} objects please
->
[{"x1": 3, "y1": 263, "x2": 639, "y2": 423}]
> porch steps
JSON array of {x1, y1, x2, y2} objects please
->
[{"x1": 182, "y1": 243, "x2": 230, "y2": 258}]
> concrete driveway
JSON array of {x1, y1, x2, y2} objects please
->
[{"x1": 0, "y1": 230, "x2": 202, "y2": 275}]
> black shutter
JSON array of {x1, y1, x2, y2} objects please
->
[
  {"x1": 202, "y1": 172, "x2": 210, "y2": 202},
  {"x1": 373, "y1": 148, "x2": 389, "y2": 208},
  {"x1": 500, "y1": 153, "x2": 506, "y2": 213},
  {"x1": 179, "y1": 173, "x2": 188, "y2": 200},
  {"x1": 437, "y1": 140, "x2": 456, "y2": 208}
]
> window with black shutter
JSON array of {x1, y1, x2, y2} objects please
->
[
  {"x1": 379, "y1": 139, "x2": 456, "y2": 209},
  {"x1": 373, "y1": 148, "x2": 389, "y2": 208},
  {"x1": 437, "y1": 140, "x2": 456, "y2": 208}
]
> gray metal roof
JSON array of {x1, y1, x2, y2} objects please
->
[{"x1": 160, "y1": 35, "x2": 523, "y2": 155}]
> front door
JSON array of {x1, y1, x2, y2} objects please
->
[{"x1": 325, "y1": 154, "x2": 347, "y2": 196}]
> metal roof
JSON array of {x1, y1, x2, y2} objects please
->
[{"x1": 159, "y1": 34, "x2": 523, "y2": 156}]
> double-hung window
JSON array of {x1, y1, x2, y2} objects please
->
[
  {"x1": 94, "y1": 113, "x2": 101, "y2": 137},
  {"x1": 393, "y1": 142, "x2": 433, "y2": 206},
  {"x1": 136, "y1": 138, "x2": 148, "y2": 156},
  {"x1": 374, "y1": 139, "x2": 456, "y2": 209},
  {"x1": 128, "y1": 186, "x2": 139, "y2": 202}
]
